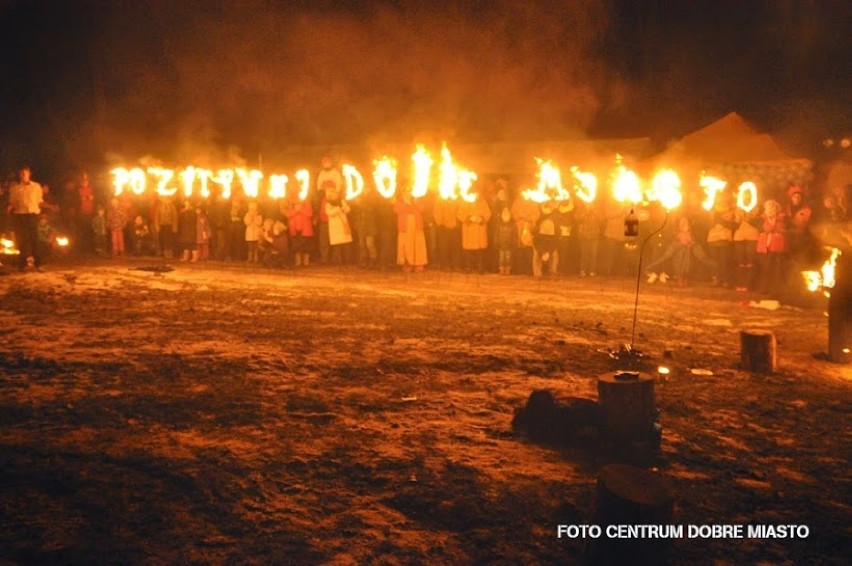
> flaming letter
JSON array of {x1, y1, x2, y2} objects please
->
[{"x1": 372, "y1": 156, "x2": 397, "y2": 199}]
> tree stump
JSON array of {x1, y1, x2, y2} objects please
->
[
  {"x1": 597, "y1": 372, "x2": 655, "y2": 442},
  {"x1": 587, "y1": 464, "x2": 675, "y2": 566},
  {"x1": 740, "y1": 330, "x2": 777, "y2": 373}
]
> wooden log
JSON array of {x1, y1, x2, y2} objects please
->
[
  {"x1": 597, "y1": 372, "x2": 655, "y2": 443},
  {"x1": 740, "y1": 330, "x2": 777, "y2": 373},
  {"x1": 587, "y1": 464, "x2": 675, "y2": 566}
]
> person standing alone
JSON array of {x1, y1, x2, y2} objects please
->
[{"x1": 7, "y1": 166, "x2": 44, "y2": 271}]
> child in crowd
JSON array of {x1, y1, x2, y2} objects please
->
[
  {"x1": 646, "y1": 216, "x2": 716, "y2": 287},
  {"x1": 532, "y1": 203, "x2": 559, "y2": 277},
  {"x1": 92, "y1": 205, "x2": 108, "y2": 256},
  {"x1": 285, "y1": 196, "x2": 313, "y2": 267},
  {"x1": 325, "y1": 186, "x2": 353, "y2": 266},
  {"x1": 733, "y1": 207, "x2": 760, "y2": 291},
  {"x1": 259, "y1": 218, "x2": 275, "y2": 264},
  {"x1": 494, "y1": 205, "x2": 518, "y2": 275},
  {"x1": 244, "y1": 201, "x2": 263, "y2": 263},
  {"x1": 107, "y1": 197, "x2": 127, "y2": 257},
  {"x1": 756, "y1": 199, "x2": 787, "y2": 296},
  {"x1": 132, "y1": 215, "x2": 152, "y2": 256},
  {"x1": 266, "y1": 220, "x2": 290, "y2": 268}
]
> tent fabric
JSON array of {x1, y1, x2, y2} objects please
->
[
  {"x1": 654, "y1": 112, "x2": 809, "y2": 167},
  {"x1": 650, "y1": 112, "x2": 813, "y2": 197}
]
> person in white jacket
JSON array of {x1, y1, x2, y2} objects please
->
[
  {"x1": 243, "y1": 201, "x2": 263, "y2": 263},
  {"x1": 324, "y1": 185, "x2": 353, "y2": 266}
]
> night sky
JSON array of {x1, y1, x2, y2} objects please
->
[{"x1": 0, "y1": 0, "x2": 848, "y2": 179}]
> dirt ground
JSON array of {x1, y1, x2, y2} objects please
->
[{"x1": 0, "y1": 258, "x2": 849, "y2": 565}]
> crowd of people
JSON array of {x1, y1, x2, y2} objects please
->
[{"x1": 2, "y1": 157, "x2": 849, "y2": 299}]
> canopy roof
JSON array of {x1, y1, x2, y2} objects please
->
[{"x1": 655, "y1": 112, "x2": 807, "y2": 167}]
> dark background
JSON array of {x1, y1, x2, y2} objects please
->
[{"x1": 0, "y1": 0, "x2": 848, "y2": 180}]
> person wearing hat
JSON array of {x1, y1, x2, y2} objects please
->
[{"x1": 786, "y1": 185, "x2": 812, "y2": 264}]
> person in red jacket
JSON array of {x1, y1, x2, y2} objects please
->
[
  {"x1": 756, "y1": 199, "x2": 788, "y2": 296},
  {"x1": 285, "y1": 194, "x2": 314, "y2": 267}
]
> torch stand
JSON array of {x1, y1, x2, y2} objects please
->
[{"x1": 611, "y1": 213, "x2": 669, "y2": 367}]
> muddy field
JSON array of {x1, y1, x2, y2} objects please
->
[{"x1": 0, "y1": 259, "x2": 849, "y2": 564}]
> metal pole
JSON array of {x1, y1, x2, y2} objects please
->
[{"x1": 630, "y1": 212, "x2": 669, "y2": 351}]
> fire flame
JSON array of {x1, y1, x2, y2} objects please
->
[
  {"x1": 236, "y1": 168, "x2": 263, "y2": 199},
  {"x1": 372, "y1": 156, "x2": 397, "y2": 199},
  {"x1": 213, "y1": 169, "x2": 235, "y2": 200},
  {"x1": 803, "y1": 247, "x2": 841, "y2": 296},
  {"x1": 269, "y1": 174, "x2": 288, "y2": 200},
  {"x1": 437, "y1": 143, "x2": 478, "y2": 202},
  {"x1": 570, "y1": 166, "x2": 597, "y2": 204},
  {"x1": 411, "y1": 145, "x2": 433, "y2": 199},
  {"x1": 611, "y1": 155, "x2": 642, "y2": 204},
  {"x1": 522, "y1": 159, "x2": 570, "y2": 203},
  {"x1": 294, "y1": 169, "x2": 310, "y2": 201},
  {"x1": 1, "y1": 238, "x2": 19, "y2": 255},
  {"x1": 56, "y1": 237, "x2": 69, "y2": 247},
  {"x1": 700, "y1": 173, "x2": 727, "y2": 211},
  {"x1": 112, "y1": 167, "x2": 147, "y2": 196},
  {"x1": 438, "y1": 144, "x2": 459, "y2": 201},
  {"x1": 342, "y1": 164, "x2": 364, "y2": 200},
  {"x1": 736, "y1": 181, "x2": 758, "y2": 213},
  {"x1": 178, "y1": 167, "x2": 195, "y2": 198},
  {"x1": 648, "y1": 169, "x2": 682, "y2": 210}
]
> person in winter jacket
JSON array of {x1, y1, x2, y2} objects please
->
[
  {"x1": 155, "y1": 196, "x2": 178, "y2": 259},
  {"x1": 106, "y1": 197, "x2": 127, "y2": 257},
  {"x1": 457, "y1": 197, "x2": 491, "y2": 273},
  {"x1": 433, "y1": 197, "x2": 461, "y2": 271},
  {"x1": 756, "y1": 199, "x2": 787, "y2": 296},
  {"x1": 228, "y1": 198, "x2": 247, "y2": 261},
  {"x1": 325, "y1": 185, "x2": 353, "y2": 266},
  {"x1": 244, "y1": 201, "x2": 263, "y2": 263},
  {"x1": 315, "y1": 156, "x2": 344, "y2": 264},
  {"x1": 285, "y1": 195, "x2": 314, "y2": 267},
  {"x1": 786, "y1": 185, "x2": 813, "y2": 263},
  {"x1": 511, "y1": 196, "x2": 540, "y2": 275},
  {"x1": 195, "y1": 205, "x2": 211, "y2": 261},
  {"x1": 733, "y1": 207, "x2": 760, "y2": 291},
  {"x1": 394, "y1": 190, "x2": 428, "y2": 271},
  {"x1": 92, "y1": 205, "x2": 108, "y2": 256},
  {"x1": 494, "y1": 206, "x2": 518, "y2": 275},
  {"x1": 177, "y1": 200, "x2": 198, "y2": 262},
  {"x1": 532, "y1": 202, "x2": 559, "y2": 277},
  {"x1": 577, "y1": 201, "x2": 601, "y2": 277},
  {"x1": 645, "y1": 216, "x2": 717, "y2": 287},
  {"x1": 706, "y1": 192, "x2": 738, "y2": 287},
  {"x1": 132, "y1": 215, "x2": 152, "y2": 256},
  {"x1": 554, "y1": 200, "x2": 575, "y2": 275},
  {"x1": 354, "y1": 185, "x2": 381, "y2": 268}
]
